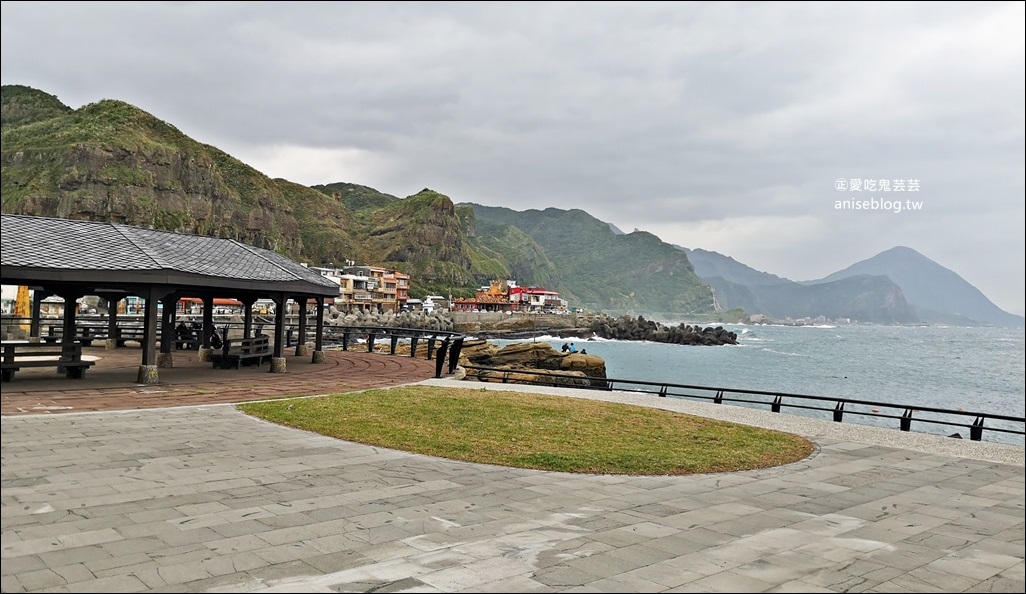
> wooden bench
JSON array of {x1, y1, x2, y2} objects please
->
[
  {"x1": 210, "y1": 335, "x2": 272, "y2": 369},
  {"x1": 42, "y1": 325, "x2": 101, "y2": 347},
  {"x1": 114, "y1": 326, "x2": 147, "y2": 347},
  {"x1": 1, "y1": 341, "x2": 95, "y2": 382},
  {"x1": 114, "y1": 325, "x2": 200, "y2": 349}
]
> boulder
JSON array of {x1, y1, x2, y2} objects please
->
[{"x1": 459, "y1": 340, "x2": 607, "y2": 387}]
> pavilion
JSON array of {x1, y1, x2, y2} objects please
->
[{"x1": 0, "y1": 214, "x2": 340, "y2": 383}]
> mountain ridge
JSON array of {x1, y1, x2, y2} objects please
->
[
  {"x1": 683, "y1": 245, "x2": 1022, "y2": 327},
  {"x1": 0, "y1": 84, "x2": 714, "y2": 314},
  {"x1": 2, "y1": 83, "x2": 1018, "y2": 325},
  {"x1": 679, "y1": 247, "x2": 918, "y2": 324},
  {"x1": 811, "y1": 246, "x2": 1024, "y2": 327}
]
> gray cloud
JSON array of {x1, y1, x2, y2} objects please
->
[{"x1": 3, "y1": 1, "x2": 1023, "y2": 314}]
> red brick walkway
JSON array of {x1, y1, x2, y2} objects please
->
[{"x1": 1, "y1": 346, "x2": 438, "y2": 416}]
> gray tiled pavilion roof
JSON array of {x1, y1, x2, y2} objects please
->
[{"x1": 1, "y1": 214, "x2": 338, "y2": 298}]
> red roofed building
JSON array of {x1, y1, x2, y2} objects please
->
[{"x1": 509, "y1": 285, "x2": 567, "y2": 312}]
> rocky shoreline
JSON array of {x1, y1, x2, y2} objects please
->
[
  {"x1": 320, "y1": 306, "x2": 738, "y2": 347},
  {"x1": 584, "y1": 315, "x2": 738, "y2": 346},
  {"x1": 321, "y1": 307, "x2": 736, "y2": 388}
]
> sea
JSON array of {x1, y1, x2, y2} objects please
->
[{"x1": 493, "y1": 324, "x2": 1026, "y2": 446}]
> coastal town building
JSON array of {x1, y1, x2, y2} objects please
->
[
  {"x1": 452, "y1": 280, "x2": 567, "y2": 313},
  {"x1": 422, "y1": 295, "x2": 449, "y2": 313},
  {"x1": 308, "y1": 264, "x2": 410, "y2": 313},
  {"x1": 509, "y1": 285, "x2": 567, "y2": 312}
]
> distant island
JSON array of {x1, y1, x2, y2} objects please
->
[{"x1": 681, "y1": 246, "x2": 1023, "y2": 328}]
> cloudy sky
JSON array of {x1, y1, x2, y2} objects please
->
[{"x1": 2, "y1": 1, "x2": 1023, "y2": 315}]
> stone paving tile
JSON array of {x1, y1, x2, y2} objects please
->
[{"x1": 3, "y1": 353, "x2": 1025, "y2": 593}]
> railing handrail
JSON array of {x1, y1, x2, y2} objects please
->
[
  {"x1": 595, "y1": 374, "x2": 1024, "y2": 423},
  {"x1": 462, "y1": 364, "x2": 1026, "y2": 444},
  {"x1": 19, "y1": 318, "x2": 1023, "y2": 443}
]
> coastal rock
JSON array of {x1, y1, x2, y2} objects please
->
[
  {"x1": 587, "y1": 315, "x2": 738, "y2": 345},
  {"x1": 469, "y1": 368, "x2": 596, "y2": 388},
  {"x1": 322, "y1": 308, "x2": 455, "y2": 333},
  {"x1": 458, "y1": 340, "x2": 607, "y2": 387},
  {"x1": 452, "y1": 312, "x2": 586, "y2": 337},
  {"x1": 324, "y1": 310, "x2": 736, "y2": 346}
]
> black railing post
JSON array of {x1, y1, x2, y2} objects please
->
[
  {"x1": 658, "y1": 385, "x2": 667, "y2": 397},
  {"x1": 714, "y1": 390, "x2": 723, "y2": 404},
  {"x1": 366, "y1": 331, "x2": 376, "y2": 353},
  {"x1": 970, "y1": 416, "x2": 984, "y2": 441},
  {"x1": 342, "y1": 331, "x2": 350, "y2": 351},
  {"x1": 771, "y1": 395, "x2": 782, "y2": 413},
  {"x1": 900, "y1": 409, "x2": 913, "y2": 432},
  {"x1": 410, "y1": 335, "x2": 419, "y2": 358},
  {"x1": 434, "y1": 337, "x2": 450, "y2": 378},
  {"x1": 426, "y1": 336, "x2": 437, "y2": 360},
  {"x1": 448, "y1": 336, "x2": 464, "y2": 374},
  {"x1": 833, "y1": 401, "x2": 845, "y2": 422},
  {"x1": 390, "y1": 334, "x2": 399, "y2": 355}
]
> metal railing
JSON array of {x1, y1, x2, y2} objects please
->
[
  {"x1": 462, "y1": 365, "x2": 1026, "y2": 445},
  {"x1": 23, "y1": 318, "x2": 467, "y2": 379},
  {"x1": 317, "y1": 325, "x2": 465, "y2": 375},
  {"x1": 11, "y1": 317, "x2": 1022, "y2": 444}
]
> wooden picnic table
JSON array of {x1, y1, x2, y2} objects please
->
[{"x1": 1, "y1": 340, "x2": 95, "y2": 382}]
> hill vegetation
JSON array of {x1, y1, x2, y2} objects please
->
[
  {"x1": 468, "y1": 205, "x2": 714, "y2": 315},
  {"x1": 0, "y1": 84, "x2": 716, "y2": 313},
  {"x1": 6, "y1": 84, "x2": 1012, "y2": 325}
]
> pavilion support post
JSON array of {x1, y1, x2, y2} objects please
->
[
  {"x1": 198, "y1": 295, "x2": 215, "y2": 362},
  {"x1": 29, "y1": 289, "x2": 46, "y2": 343},
  {"x1": 59, "y1": 290, "x2": 82, "y2": 348},
  {"x1": 56, "y1": 290, "x2": 84, "y2": 376},
  {"x1": 98, "y1": 293, "x2": 122, "y2": 350},
  {"x1": 312, "y1": 297, "x2": 326, "y2": 363},
  {"x1": 157, "y1": 294, "x2": 176, "y2": 368},
  {"x1": 270, "y1": 292, "x2": 287, "y2": 373},
  {"x1": 137, "y1": 287, "x2": 167, "y2": 384},
  {"x1": 295, "y1": 297, "x2": 308, "y2": 357},
  {"x1": 239, "y1": 296, "x2": 258, "y2": 339}
]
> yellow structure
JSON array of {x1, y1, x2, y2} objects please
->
[{"x1": 14, "y1": 285, "x2": 31, "y2": 331}]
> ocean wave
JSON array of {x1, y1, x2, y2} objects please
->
[
  {"x1": 761, "y1": 348, "x2": 807, "y2": 357},
  {"x1": 544, "y1": 334, "x2": 616, "y2": 343},
  {"x1": 494, "y1": 334, "x2": 616, "y2": 344}
]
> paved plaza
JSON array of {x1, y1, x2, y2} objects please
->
[{"x1": 2, "y1": 348, "x2": 1023, "y2": 592}]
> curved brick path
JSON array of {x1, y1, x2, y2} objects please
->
[{"x1": 0, "y1": 346, "x2": 438, "y2": 416}]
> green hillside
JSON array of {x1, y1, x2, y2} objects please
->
[
  {"x1": 0, "y1": 84, "x2": 715, "y2": 314},
  {"x1": 468, "y1": 205, "x2": 715, "y2": 315},
  {"x1": 0, "y1": 86, "x2": 358, "y2": 262}
]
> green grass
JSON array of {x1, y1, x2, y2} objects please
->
[{"x1": 237, "y1": 386, "x2": 814, "y2": 475}]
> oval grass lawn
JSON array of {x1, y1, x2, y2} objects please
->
[{"x1": 237, "y1": 385, "x2": 815, "y2": 475}]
